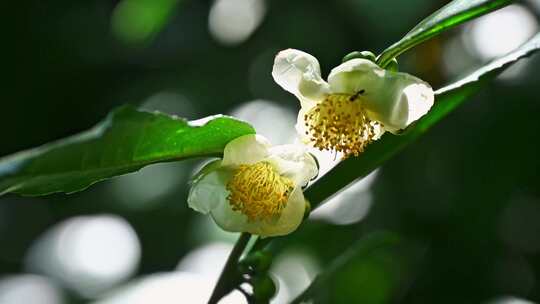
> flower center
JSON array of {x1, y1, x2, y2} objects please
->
[
  {"x1": 226, "y1": 161, "x2": 295, "y2": 221},
  {"x1": 303, "y1": 93, "x2": 382, "y2": 157}
]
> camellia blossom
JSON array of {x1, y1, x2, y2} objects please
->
[
  {"x1": 272, "y1": 49, "x2": 435, "y2": 157},
  {"x1": 188, "y1": 134, "x2": 318, "y2": 237}
]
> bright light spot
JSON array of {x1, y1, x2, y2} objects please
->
[
  {"x1": 230, "y1": 100, "x2": 296, "y2": 145},
  {"x1": 464, "y1": 5, "x2": 538, "y2": 60},
  {"x1": 310, "y1": 170, "x2": 379, "y2": 225},
  {"x1": 487, "y1": 296, "x2": 536, "y2": 304},
  {"x1": 0, "y1": 275, "x2": 64, "y2": 304},
  {"x1": 95, "y1": 272, "x2": 246, "y2": 304},
  {"x1": 110, "y1": 162, "x2": 189, "y2": 210},
  {"x1": 177, "y1": 242, "x2": 233, "y2": 283},
  {"x1": 65, "y1": 218, "x2": 139, "y2": 279},
  {"x1": 97, "y1": 242, "x2": 247, "y2": 303},
  {"x1": 270, "y1": 250, "x2": 320, "y2": 304},
  {"x1": 112, "y1": 0, "x2": 179, "y2": 44},
  {"x1": 26, "y1": 215, "x2": 141, "y2": 298},
  {"x1": 208, "y1": 0, "x2": 266, "y2": 46},
  {"x1": 442, "y1": 37, "x2": 476, "y2": 78}
]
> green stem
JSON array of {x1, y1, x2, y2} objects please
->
[{"x1": 208, "y1": 232, "x2": 252, "y2": 304}]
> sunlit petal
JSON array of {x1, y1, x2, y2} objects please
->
[
  {"x1": 188, "y1": 168, "x2": 232, "y2": 214},
  {"x1": 328, "y1": 58, "x2": 384, "y2": 94},
  {"x1": 264, "y1": 186, "x2": 306, "y2": 236},
  {"x1": 267, "y1": 145, "x2": 318, "y2": 187},
  {"x1": 272, "y1": 49, "x2": 329, "y2": 107},
  {"x1": 216, "y1": 186, "x2": 306, "y2": 237},
  {"x1": 221, "y1": 134, "x2": 270, "y2": 166},
  {"x1": 209, "y1": 196, "x2": 251, "y2": 233},
  {"x1": 328, "y1": 58, "x2": 434, "y2": 131},
  {"x1": 363, "y1": 73, "x2": 434, "y2": 132}
]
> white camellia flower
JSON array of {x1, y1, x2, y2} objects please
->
[
  {"x1": 272, "y1": 49, "x2": 435, "y2": 157},
  {"x1": 188, "y1": 134, "x2": 318, "y2": 237}
]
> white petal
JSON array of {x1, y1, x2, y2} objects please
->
[
  {"x1": 190, "y1": 159, "x2": 222, "y2": 185},
  {"x1": 328, "y1": 58, "x2": 384, "y2": 94},
  {"x1": 267, "y1": 144, "x2": 318, "y2": 187},
  {"x1": 272, "y1": 49, "x2": 329, "y2": 107},
  {"x1": 210, "y1": 186, "x2": 306, "y2": 237},
  {"x1": 187, "y1": 166, "x2": 232, "y2": 214},
  {"x1": 261, "y1": 186, "x2": 306, "y2": 237},
  {"x1": 328, "y1": 58, "x2": 434, "y2": 131},
  {"x1": 210, "y1": 194, "x2": 251, "y2": 233},
  {"x1": 364, "y1": 74, "x2": 434, "y2": 132},
  {"x1": 399, "y1": 83, "x2": 435, "y2": 126},
  {"x1": 221, "y1": 134, "x2": 270, "y2": 166}
]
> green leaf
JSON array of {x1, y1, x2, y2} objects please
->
[
  {"x1": 377, "y1": 0, "x2": 513, "y2": 68},
  {"x1": 0, "y1": 105, "x2": 255, "y2": 196}
]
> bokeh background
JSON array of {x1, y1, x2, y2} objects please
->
[{"x1": 2, "y1": 0, "x2": 540, "y2": 303}]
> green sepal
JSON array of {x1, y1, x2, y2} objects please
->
[
  {"x1": 239, "y1": 250, "x2": 273, "y2": 275},
  {"x1": 251, "y1": 274, "x2": 277, "y2": 303}
]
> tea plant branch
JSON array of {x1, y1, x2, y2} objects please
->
[
  {"x1": 246, "y1": 30, "x2": 540, "y2": 265},
  {"x1": 245, "y1": 1, "x2": 528, "y2": 264},
  {"x1": 208, "y1": 232, "x2": 251, "y2": 304}
]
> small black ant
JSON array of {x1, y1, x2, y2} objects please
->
[{"x1": 349, "y1": 89, "x2": 365, "y2": 101}]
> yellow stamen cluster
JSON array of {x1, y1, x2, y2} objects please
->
[
  {"x1": 303, "y1": 93, "x2": 382, "y2": 158},
  {"x1": 227, "y1": 161, "x2": 294, "y2": 221}
]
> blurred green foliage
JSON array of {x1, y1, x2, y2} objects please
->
[{"x1": 112, "y1": 0, "x2": 181, "y2": 44}]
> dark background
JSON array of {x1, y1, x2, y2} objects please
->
[{"x1": 1, "y1": 0, "x2": 540, "y2": 303}]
